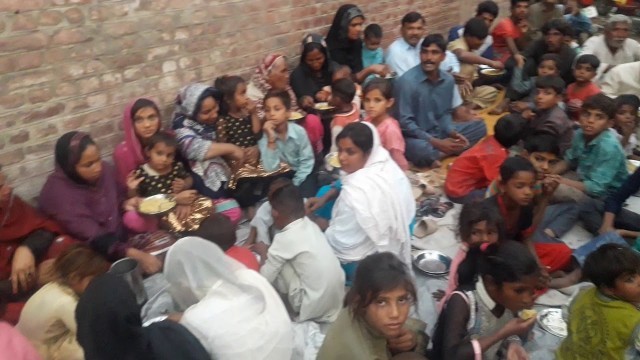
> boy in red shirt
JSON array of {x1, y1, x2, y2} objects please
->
[
  {"x1": 492, "y1": 0, "x2": 531, "y2": 64},
  {"x1": 566, "y1": 54, "x2": 601, "y2": 122},
  {"x1": 445, "y1": 114, "x2": 526, "y2": 203}
]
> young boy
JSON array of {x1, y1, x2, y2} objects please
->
[
  {"x1": 482, "y1": 157, "x2": 577, "y2": 289},
  {"x1": 188, "y1": 214, "x2": 260, "y2": 271},
  {"x1": 566, "y1": 54, "x2": 601, "y2": 122},
  {"x1": 445, "y1": 114, "x2": 526, "y2": 204},
  {"x1": 255, "y1": 183, "x2": 345, "y2": 322},
  {"x1": 486, "y1": 134, "x2": 580, "y2": 242},
  {"x1": 507, "y1": 53, "x2": 561, "y2": 114},
  {"x1": 259, "y1": 90, "x2": 316, "y2": 197},
  {"x1": 447, "y1": 17, "x2": 502, "y2": 109},
  {"x1": 328, "y1": 78, "x2": 360, "y2": 152},
  {"x1": 611, "y1": 94, "x2": 640, "y2": 157},
  {"x1": 556, "y1": 244, "x2": 640, "y2": 359},
  {"x1": 524, "y1": 75, "x2": 574, "y2": 154},
  {"x1": 448, "y1": 0, "x2": 499, "y2": 59},
  {"x1": 556, "y1": 93, "x2": 628, "y2": 199},
  {"x1": 323, "y1": 65, "x2": 363, "y2": 109},
  {"x1": 491, "y1": 0, "x2": 530, "y2": 64},
  {"x1": 246, "y1": 178, "x2": 297, "y2": 246},
  {"x1": 362, "y1": 24, "x2": 384, "y2": 84}
]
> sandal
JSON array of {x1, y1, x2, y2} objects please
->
[{"x1": 413, "y1": 217, "x2": 438, "y2": 238}]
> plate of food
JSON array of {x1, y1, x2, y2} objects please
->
[
  {"x1": 314, "y1": 102, "x2": 334, "y2": 111},
  {"x1": 138, "y1": 194, "x2": 176, "y2": 215},
  {"x1": 537, "y1": 308, "x2": 567, "y2": 338},
  {"x1": 412, "y1": 250, "x2": 451, "y2": 276},
  {"x1": 289, "y1": 111, "x2": 304, "y2": 120},
  {"x1": 480, "y1": 68, "x2": 506, "y2": 77},
  {"x1": 324, "y1": 152, "x2": 341, "y2": 170}
]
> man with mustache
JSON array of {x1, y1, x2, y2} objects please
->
[
  {"x1": 394, "y1": 34, "x2": 487, "y2": 168},
  {"x1": 582, "y1": 14, "x2": 640, "y2": 80}
]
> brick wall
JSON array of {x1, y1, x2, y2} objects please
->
[{"x1": 0, "y1": 0, "x2": 509, "y2": 201}]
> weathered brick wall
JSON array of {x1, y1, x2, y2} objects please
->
[{"x1": 0, "y1": 0, "x2": 509, "y2": 201}]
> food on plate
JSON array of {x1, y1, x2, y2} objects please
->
[
  {"x1": 519, "y1": 309, "x2": 537, "y2": 320},
  {"x1": 139, "y1": 197, "x2": 175, "y2": 214},
  {"x1": 314, "y1": 102, "x2": 334, "y2": 110},
  {"x1": 481, "y1": 69, "x2": 505, "y2": 76},
  {"x1": 289, "y1": 111, "x2": 304, "y2": 120}
]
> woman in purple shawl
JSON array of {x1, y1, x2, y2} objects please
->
[{"x1": 38, "y1": 132, "x2": 161, "y2": 274}]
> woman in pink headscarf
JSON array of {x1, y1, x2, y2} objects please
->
[
  {"x1": 113, "y1": 98, "x2": 162, "y2": 189},
  {"x1": 247, "y1": 54, "x2": 325, "y2": 156}
]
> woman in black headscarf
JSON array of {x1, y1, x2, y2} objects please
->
[
  {"x1": 290, "y1": 33, "x2": 337, "y2": 105},
  {"x1": 76, "y1": 273, "x2": 210, "y2": 360},
  {"x1": 325, "y1": 4, "x2": 388, "y2": 83}
]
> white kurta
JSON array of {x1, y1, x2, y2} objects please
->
[
  {"x1": 582, "y1": 35, "x2": 640, "y2": 79},
  {"x1": 600, "y1": 61, "x2": 640, "y2": 98},
  {"x1": 260, "y1": 217, "x2": 345, "y2": 322}
]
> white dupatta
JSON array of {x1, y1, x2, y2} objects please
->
[
  {"x1": 164, "y1": 237, "x2": 293, "y2": 360},
  {"x1": 335, "y1": 122, "x2": 414, "y2": 267}
]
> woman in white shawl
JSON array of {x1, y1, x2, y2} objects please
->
[
  {"x1": 324, "y1": 122, "x2": 414, "y2": 279},
  {"x1": 163, "y1": 237, "x2": 293, "y2": 360}
]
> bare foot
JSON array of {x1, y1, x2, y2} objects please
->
[
  {"x1": 549, "y1": 269, "x2": 582, "y2": 289},
  {"x1": 489, "y1": 99, "x2": 509, "y2": 115}
]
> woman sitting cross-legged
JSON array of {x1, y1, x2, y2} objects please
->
[
  {"x1": 307, "y1": 122, "x2": 414, "y2": 283},
  {"x1": 39, "y1": 132, "x2": 162, "y2": 274}
]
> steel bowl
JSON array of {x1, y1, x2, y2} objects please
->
[
  {"x1": 138, "y1": 194, "x2": 176, "y2": 216},
  {"x1": 412, "y1": 250, "x2": 452, "y2": 276},
  {"x1": 480, "y1": 68, "x2": 506, "y2": 77}
]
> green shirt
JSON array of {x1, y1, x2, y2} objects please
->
[
  {"x1": 317, "y1": 308, "x2": 428, "y2": 360},
  {"x1": 565, "y1": 129, "x2": 628, "y2": 198}
]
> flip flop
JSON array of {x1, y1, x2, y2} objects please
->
[{"x1": 413, "y1": 217, "x2": 439, "y2": 238}]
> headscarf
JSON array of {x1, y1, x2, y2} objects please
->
[
  {"x1": 75, "y1": 274, "x2": 210, "y2": 360},
  {"x1": 164, "y1": 237, "x2": 293, "y2": 360},
  {"x1": 325, "y1": 4, "x2": 365, "y2": 73},
  {"x1": 336, "y1": 122, "x2": 414, "y2": 267},
  {"x1": 54, "y1": 131, "x2": 95, "y2": 185},
  {"x1": 290, "y1": 33, "x2": 335, "y2": 99},
  {"x1": 171, "y1": 83, "x2": 223, "y2": 130},
  {"x1": 247, "y1": 54, "x2": 301, "y2": 120}
]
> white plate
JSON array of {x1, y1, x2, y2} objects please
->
[{"x1": 537, "y1": 308, "x2": 567, "y2": 338}]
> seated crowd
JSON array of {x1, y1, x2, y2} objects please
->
[{"x1": 4, "y1": 2, "x2": 640, "y2": 359}]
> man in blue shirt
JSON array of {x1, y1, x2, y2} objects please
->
[{"x1": 394, "y1": 34, "x2": 487, "y2": 167}]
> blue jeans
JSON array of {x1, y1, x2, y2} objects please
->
[
  {"x1": 533, "y1": 203, "x2": 580, "y2": 243},
  {"x1": 448, "y1": 188, "x2": 486, "y2": 204},
  {"x1": 405, "y1": 120, "x2": 487, "y2": 167},
  {"x1": 572, "y1": 232, "x2": 629, "y2": 267}
]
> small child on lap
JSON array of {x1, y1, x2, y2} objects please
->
[{"x1": 328, "y1": 78, "x2": 361, "y2": 152}]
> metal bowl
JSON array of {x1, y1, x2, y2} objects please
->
[
  {"x1": 412, "y1": 250, "x2": 452, "y2": 276},
  {"x1": 138, "y1": 194, "x2": 176, "y2": 216},
  {"x1": 480, "y1": 68, "x2": 506, "y2": 77}
]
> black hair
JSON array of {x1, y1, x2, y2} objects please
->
[
  {"x1": 542, "y1": 18, "x2": 572, "y2": 36},
  {"x1": 463, "y1": 17, "x2": 489, "y2": 40},
  {"x1": 213, "y1": 75, "x2": 245, "y2": 115},
  {"x1": 263, "y1": 89, "x2": 292, "y2": 110},
  {"x1": 615, "y1": 94, "x2": 640, "y2": 112},
  {"x1": 130, "y1": 98, "x2": 160, "y2": 121},
  {"x1": 582, "y1": 93, "x2": 616, "y2": 119},
  {"x1": 145, "y1": 131, "x2": 178, "y2": 151},
  {"x1": 523, "y1": 133, "x2": 561, "y2": 157},
  {"x1": 54, "y1": 131, "x2": 97, "y2": 185},
  {"x1": 494, "y1": 114, "x2": 526, "y2": 148},
  {"x1": 193, "y1": 88, "x2": 222, "y2": 120},
  {"x1": 499, "y1": 156, "x2": 536, "y2": 183},
  {"x1": 363, "y1": 78, "x2": 394, "y2": 99},
  {"x1": 336, "y1": 122, "x2": 374, "y2": 154},
  {"x1": 539, "y1": 53, "x2": 561, "y2": 69},
  {"x1": 401, "y1": 11, "x2": 425, "y2": 26},
  {"x1": 268, "y1": 177, "x2": 294, "y2": 194},
  {"x1": 458, "y1": 202, "x2": 504, "y2": 244},
  {"x1": 535, "y1": 75, "x2": 566, "y2": 95},
  {"x1": 269, "y1": 183, "x2": 305, "y2": 219},
  {"x1": 187, "y1": 214, "x2": 236, "y2": 251},
  {"x1": 575, "y1": 54, "x2": 600, "y2": 70},
  {"x1": 583, "y1": 244, "x2": 640, "y2": 289},
  {"x1": 331, "y1": 78, "x2": 356, "y2": 104},
  {"x1": 364, "y1": 23, "x2": 382, "y2": 39},
  {"x1": 420, "y1": 33, "x2": 446, "y2": 52},
  {"x1": 345, "y1": 252, "x2": 417, "y2": 317},
  {"x1": 510, "y1": 0, "x2": 529, "y2": 8},
  {"x1": 477, "y1": 0, "x2": 499, "y2": 17}
]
